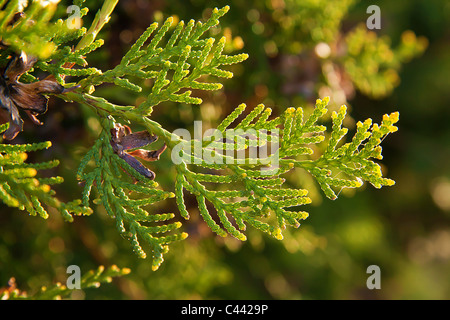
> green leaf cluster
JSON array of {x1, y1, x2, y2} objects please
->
[
  {"x1": 0, "y1": 0, "x2": 72, "y2": 59},
  {"x1": 0, "y1": 123, "x2": 91, "y2": 221},
  {"x1": 344, "y1": 25, "x2": 428, "y2": 98},
  {"x1": 0, "y1": 265, "x2": 130, "y2": 300},
  {"x1": 81, "y1": 5, "x2": 248, "y2": 115},
  {"x1": 77, "y1": 123, "x2": 187, "y2": 271},
  {"x1": 0, "y1": 2, "x2": 400, "y2": 272},
  {"x1": 60, "y1": 5, "x2": 249, "y2": 269},
  {"x1": 282, "y1": 0, "x2": 357, "y2": 45},
  {"x1": 0, "y1": 0, "x2": 114, "y2": 85},
  {"x1": 174, "y1": 97, "x2": 398, "y2": 243}
]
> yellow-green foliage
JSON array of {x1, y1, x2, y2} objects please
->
[
  {"x1": 0, "y1": 265, "x2": 130, "y2": 300},
  {"x1": 0, "y1": 1, "x2": 399, "y2": 272},
  {"x1": 0, "y1": 123, "x2": 91, "y2": 221},
  {"x1": 344, "y1": 25, "x2": 428, "y2": 98}
]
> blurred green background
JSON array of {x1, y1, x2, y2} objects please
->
[{"x1": 1, "y1": 0, "x2": 449, "y2": 299}]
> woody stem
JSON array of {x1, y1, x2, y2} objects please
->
[{"x1": 75, "y1": 0, "x2": 119, "y2": 52}]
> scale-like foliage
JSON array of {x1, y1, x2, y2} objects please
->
[
  {"x1": 0, "y1": 265, "x2": 130, "y2": 300},
  {"x1": 0, "y1": 0, "x2": 73, "y2": 59},
  {"x1": 77, "y1": 121, "x2": 187, "y2": 271},
  {"x1": 173, "y1": 97, "x2": 398, "y2": 241},
  {"x1": 344, "y1": 25, "x2": 428, "y2": 98},
  {"x1": 0, "y1": 2, "x2": 399, "y2": 272},
  {"x1": 0, "y1": 123, "x2": 91, "y2": 220},
  {"x1": 0, "y1": 0, "x2": 112, "y2": 85},
  {"x1": 81, "y1": 6, "x2": 248, "y2": 115},
  {"x1": 62, "y1": 5, "x2": 249, "y2": 269}
]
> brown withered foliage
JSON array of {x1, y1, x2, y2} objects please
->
[
  {"x1": 110, "y1": 124, "x2": 167, "y2": 180},
  {"x1": 0, "y1": 51, "x2": 67, "y2": 140}
]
